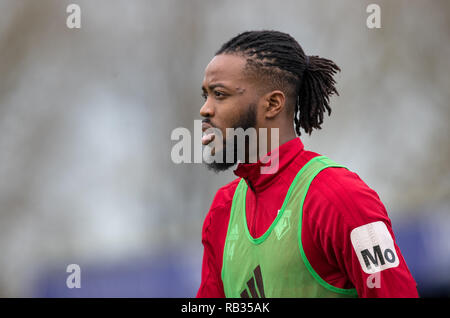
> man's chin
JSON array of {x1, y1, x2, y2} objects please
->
[
  {"x1": 203, "y1": 140, "x2": 240, "y2": 173},
  {"x1": 204, "y1": 161, "x2": 236, "y2": 173}
]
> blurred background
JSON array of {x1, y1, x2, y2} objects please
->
[{"x1": 0, "y1": 0, "x2": 448, "y2": 297}]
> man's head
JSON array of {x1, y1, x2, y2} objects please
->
[{"x1": 200, "y1": 30, "x2": 340, "y2": 172}]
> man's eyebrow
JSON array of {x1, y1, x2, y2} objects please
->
[
  {"x1": 202, "y1": 83, "x2": 246, "y2": 95},
  {"x1": 202, "y1": 83, "x2": 228, "y2": 91}
]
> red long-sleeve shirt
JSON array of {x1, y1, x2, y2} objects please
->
[{"x1": 197, "y1": 137, "x2": 418, "y2": 298}]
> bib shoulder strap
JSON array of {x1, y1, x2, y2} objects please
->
[{"x1": 309, "y1": 155, "x2": 345, "y2": 169}]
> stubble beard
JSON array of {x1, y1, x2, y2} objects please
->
[{"x1": 204, "y1": 103, "x2": 257, "y2": 173}]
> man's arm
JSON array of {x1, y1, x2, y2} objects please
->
[
  {"x1": 196, "y1": 181, "x2": 239, "y2": 298},
  {"x1": 197, "y1": 210, "x2": 225, "y2": 297},
  {"x1": 303, "y1": 167, "x2": 419, "y2": 297}
]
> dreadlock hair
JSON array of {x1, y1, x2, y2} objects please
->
[{"x1": 216, "y1": 30, "x2": 341, "y2": 136}]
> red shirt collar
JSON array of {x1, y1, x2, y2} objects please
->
[{"x1": 233, "y1": 137, "x2": 304, "y2": 192}]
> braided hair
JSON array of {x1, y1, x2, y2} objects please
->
[{"x1": 216, "y1": 30, "x2": 341, "y2": 136}]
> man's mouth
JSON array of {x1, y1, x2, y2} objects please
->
[
  {"x1": 201, "y1": 122, "x2": 212, "y2": 132},
  {"x1": 202, "y1": 133, "x2": 214, "y2": 145},
  {"x1": 202, "y1": 122, "x2": 216, "y2": 146}
]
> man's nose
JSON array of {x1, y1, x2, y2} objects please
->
[{"x1": 200, "y1": 100, "x2": 214, "y2": 118}]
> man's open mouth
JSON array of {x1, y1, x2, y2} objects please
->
[{"x1": 202, "y1": 123, "x2": 216, "y2": 146}]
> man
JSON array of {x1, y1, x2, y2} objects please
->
[{"x1": 197, "y1": 30, "x2": 418, "y2": 297}]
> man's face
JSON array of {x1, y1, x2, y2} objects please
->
[{"x1": 200, "y1": 54, "x2": 260, "y2": 172}]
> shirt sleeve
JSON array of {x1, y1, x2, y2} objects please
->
[
  {"x1": 303, "y1": 167, "x2": 419, "y2": 298},
  {"x1": 196, "y1": 180, "x2": 239, "y2": 298},
  {"x1": 196, "y1": 208, "x2": 225, "y2": 297}
]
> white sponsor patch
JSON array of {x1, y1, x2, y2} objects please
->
[{"x1": 350, "y1": 221, "x2": 400, "y2": 274}]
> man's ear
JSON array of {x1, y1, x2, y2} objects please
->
[{"x1": 263, "y1": 90, "x2": 286, "y2": 119}]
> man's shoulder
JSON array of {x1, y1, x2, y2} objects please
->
[
  {"x1": 312, "y1": 163, "x2": 379, "y2": 200},
  {"x1": 306, "y1": 161, "x2": 390, "y2": 225},
  {"x1": 210, "y1": 177, "x2": 241, "y2": 210},
  {"x1": 202, "y1": 178, "x2": 241, "y2": 235},
  {"x1": 291, "y1": 151, "x2": 379, "y2": 203}
]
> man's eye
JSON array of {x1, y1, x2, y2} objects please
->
[
  {"x1": 214, "y1": 91, "x2": 225, "y2": 98},
  {"x1": 201, "y1": 92, "x2": 208, "y2": 100}
]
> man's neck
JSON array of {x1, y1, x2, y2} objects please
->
[{"x1": 254, "y1": 126, "x2": 297, "y2": 162}]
